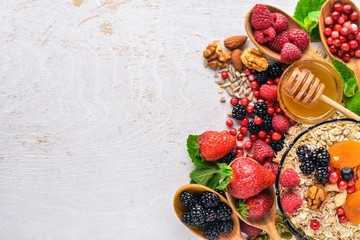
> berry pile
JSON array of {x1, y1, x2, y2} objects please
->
[
  {"x1": 180, "y1": 191, "x2": 234, "y2": 240},
  {"x1": 323, "y1": 2, "x2": 360, "y2": 62}
]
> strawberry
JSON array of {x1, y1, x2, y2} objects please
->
[
  {"x1": 254, "y1": 140, "x2": 274, "y2": 164},
  {"x1": 227, "y1": 157, "x2": 276, "y2": 199},
  {"x1": 280, "y1": 43, "x2": 302, "y2": 63},
  {"x1": 198, "y1": 130, "x2": 236, "y2": 161},
  {"x1": 238, "y1": 190, "x2": 274, "y2": 221}
]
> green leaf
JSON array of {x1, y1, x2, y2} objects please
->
[
  {"x1": 206, "y1": 173, "x2": 222, "y2": 189},
  {"x1": 218, "y1": 163, "x2": 233, "y2": 176},
  {"x1": 189, "y1": 167, "x2": 218, "y2": 185},
  {"x1": 187, "y1": 135, "x2": 214, "y2": 168},
  {"x1": 345, "y1": 90, "x2": 360, "y2": 115},
  {"x1": 310, "y1": 26, "x2": 321, "y2": 41},
  {"x1": 237, "y1": 200, "x2": 249, "y2": 218},
  {"x1": 293, "y1": 0, "x2": 326, "y2": 22},
  {"x1": 331, "y1": 60, "x2": 358, "y2": 98}
]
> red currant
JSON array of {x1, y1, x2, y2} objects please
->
[
  {"x1": 329, "y1": 171, "x2": 340, "y2": 184},
  {"x1": 343, "y1": 4, "x2": 352, "y2": 14},
  {"x1": 267, "y1": 106, "x2": 275, "y2": 115},
  {"x1": 356, "y1": 49, "x2": 360, "y2": 58},
  {"x1": 310, "y1": 219, "x2": 320, "y2": 230},
  {"x1": 326, "y1": 37, "x2": 334, "y2": 45},
  {"x1": 257, "y1": 130, "x2": 267, "y2": 140},
  {"x1": 230, "y1": 97, "x2": 239, "y2": 106},
  {"x1": 337, "y1": 180, "x2": 348, "y2": 190},
  {"x1": 246, "y1": 153, "x2": 254, "y2": 158},
  {"x1": 246, "y1": 105, "x2": 254, "y2": 114},
  {"x1": 340, "y1": 27, "x2": 349, "y2": 36},
  {"x1": 226, "y1": 119, "x2": 233, "y2": 127},
  {"x1": 229, "y1": 128, "x2": 237, "y2": 136},
  {"x1": 350, "y1": 23, "x2": 359, "y2": 33},
  {"x1": 272, "y1": 132, "x2": 282, "y2": 141},
  {"x1": 250, "y1": 81, "x2": 259, "y2": 90},
  {"x1": 237, "y1": 133, "x2": 244, "y2": 141},
  {"x1": 221, "y1": 71, "x2": 229, "y2": 79},
  {"x1": 331, "y1": 31, "x2": 340, "y2": 39},
  {"x1": 239, "y1": 117, "x2": 249, "y2": 126},
  {"x1": 339, "y1": 215, "x2": 348, "y2": 224},
  {"x1": 331, "y1": 11, "x2": 340, "y2": 21},
  {"x1": 253, "y1": 90, "x2": 261, "y2": 98},
  {"x1": 333, "y1": 3, "x2": 343, "y2": 12},
  {"x1": 338, "y1": 16, "x2": 346, "y2": 25},
  {"x1": 349, "y1": 40, "x2": 358, "y2": 49},
  {"x1": 341, "y1": 42, "x2": 350, "y2": 52},
  {"x1": 333, "y1": 38, "x2": 341, "y2": 47},
  {"x1": 324, "y1": 27, "x2": 332, "y2": 36},
  {"x1": 254, "y1": 116, "x2": 263, "y2": 125},
  {"x1": 266, "y1": 80, "x2": 274, "y2": 85},
  {"x1": 236, "y1": 141, "x2": 244, "y2": 149},
  {"x1": 248, "y1": 74, "x2": 255, "y2": 81},
  {"x1": 239, "y1": 126, "x2": 247, "y2": 134},
  {"x1": 236, "y1": 148, "x2": 244, "y2": 156},
  {"x1": 249, "y1": 134, "x2": 257, "y2": 142},
  {"x1": 244, "y1": 140, "x2": 253, "y2": 149},
  {"x1": 333, "y1": 23, "x2": 342, "y2": 32},
  {"x1": 274, "y1": 77, "x2": 280, "y2": 85},
  {"x1": 342, "y1": 53, "x2": 351, "y2": 63},
  {"x1": 240, "y1": 97, "x2": 250, "y2": 107},
  {"x1": 265, "y1": 137, "x2": 271, "y2": 144},
  {"x1": 347, "y1": 186, "x2": 356, "y2": 194},
  {"x1": 244, "y1": 68, "x2": 252, "y2": 76},
  {"x1": 336, "y1": 207, "x2": 345, "y2": 216},
  {"x1": 350, "y1": 11, "x2": 359, "y2": 21},
  {"x1": 325, "y1": 16, "x2": 334, "y2": 26},
  {"x1": 348, "y1": 178, "x2": 355, "y2": 187}
]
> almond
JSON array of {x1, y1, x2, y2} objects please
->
[
  {"x1": 231, "y1": 49, "x2": 243, "y2": 72},
  {"x1": 224, "y1": 36, "x2": 248, "y2": 50}
]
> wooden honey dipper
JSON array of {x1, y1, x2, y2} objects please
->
[{"x1": 283, "y1": 67, "x2": 360, "y2": 121}]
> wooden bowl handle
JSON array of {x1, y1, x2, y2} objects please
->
[{"x1": 320, "y1": 95, "x2": 360, "y2": 121}]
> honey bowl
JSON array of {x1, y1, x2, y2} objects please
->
[{"x1": 277, "y1": 58, "x2": 343, "y2": 124}]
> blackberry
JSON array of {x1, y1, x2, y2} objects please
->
[
  {"x1": 180, "y1": 191, "x2": 197, "y2": 208},
  {"x1": 216, "y1": 203, "x2": 232, "y2": 221},
  {"x1": 215, "y1": 189, "x2": 226, "y2": 198},
  {"x1": 296, "y1": 145, "x2": 312, "y2": 163},
  {"x1": 254, "y1": 102, "x2": 267, "y2": 117},
  {"x1": 232, "y1": 104, "x2": 246, "y2": 120},
  {"x1": 267, "y1": 63, "x2": 283, "y2": 79},
  {"x1": 204, "y1": 208, "x2": 217, "y2": 223},
  {"x1": 248, "y1": 121, "x2": 261, "y2": 134},
  {"x1": 270, "y1": 138, "x2": 285, "y2": 153},
  {"x1": 204, "y1": 226, "x2": 220, "y2": 240},
  {"x1": 181, "y1": 211, "x2": 195, "y2": 227},
  {"x1": 200, "y1": 192, "x2": 220, "y2": 208},
  {"x1": 261, "y1": 114, "x2": 273, "y2": 131},
  {"x1": 341, "y1": 167, "x2": 354, "y2": 181},
  {"x1": 311, "y1": 147, "x2": 330, "y2": 168},
  {"x1": 220, "y1": 149, "x2": 236, "y2": 165},
  {"x1": 190, "y1": 204, "x2": 205, "y2": 226},
  {"x1": 254, "y1": 71, "x2": 269, "y2": 85},
  {"x1": 315, "y1": 166, "x2": 330, "y2": 184},
  {"x1": 219, "y1": 220, "x2": 234, "y2": 234},
  {"x1": 299, "y1": 160, "x2": 315, "y2": 175}
]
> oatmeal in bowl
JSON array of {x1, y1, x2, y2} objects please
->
[{"x1": 274, "y1": 118, "x2": 360, "y2": 240}]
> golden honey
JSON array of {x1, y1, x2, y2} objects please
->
[{"x1": 278, "y1": 59, "x2": 343, "y2": 124}]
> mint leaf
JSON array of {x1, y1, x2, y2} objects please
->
[
  {"x1": 345, "y1": 90, "x2": 360, "y2": 115},
  {"x1": 187, "y1": 135, "x2": 214, "y2": 168},
  {"x1": 331, "y1": 60, "x2": 358, "y2": 97},
  {"x1": 190, "y1": 167, "x2": 219, "y2": 185},
  {"x1": 206, "y1": 173, "x2": 222, "y2": 189}
]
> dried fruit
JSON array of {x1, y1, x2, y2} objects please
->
[
  {"x1": 280, "y1": 43, "x2": 302, "y2": 63},
  {"x1": 250, "y1": 4, "x2": 273, "y2": 30},
  {"x1": 254, "y1": 26, "x2": 276, "y2": 44},
  {"x1": 231, "y1": 49, "x2": 243, "y2": 72},
  {"x1": 241, "y1": 48, "x2": 269, "y2": 72},
  {"x1": 344, "y1": 190, "x2": 360, "y2": 224},
  {"x1": 224, "y1": 36, "x2": 248, "y2": 50},
  {"x1": 329, "y1": 140, "x2": 360, "y2": 169},
  {"x1": 307, "y1": 184, "x2": 328, "y2": 211}
]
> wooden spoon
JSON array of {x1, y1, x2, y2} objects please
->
[
  {"x1": 319, "y1": 0, "x2": 360, "y2": 85},
  {"x1": 173, "y1": 184, "x2": 244, "y2": 240},
  {"x1": 245, "y1": 5, "x2": 322, "y2": 64},
  {"x1": 225, "y1": 159, "x2": 282, "y2": 240},
  {"x1": 282, "y1": 67, "x2": 360, "y2": 120}
]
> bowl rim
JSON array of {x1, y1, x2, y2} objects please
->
[{"x1": 275, "y1": 118, "x2": 360, "y2": 239}]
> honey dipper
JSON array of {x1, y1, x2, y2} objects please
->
[{"x1": 283, "y1": 67, "x2": 360, "y2": 121}]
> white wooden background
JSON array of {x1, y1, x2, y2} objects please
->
[{"x1": 0, "y1": 0, "x2": 359, "y2": 239}]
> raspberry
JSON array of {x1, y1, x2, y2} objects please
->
[
  {"x1": 268, "y1": 31, "x2": 289, "y2": 53},
  {"x1": 251, "y1": 4, "x2": 273, "y2": 30},
  {"x1": 280, "y1": 43, "x2": 302, "y2": 63},
  {"x1": 259, "y1": 84, "x2": 277, "y2": 101},
  {"x1": 253, "y1": 139, "x2": 274, "y2": 164},
  {"x1": 288, "y1": 28, "x2": 310, "y2": 51},
  {"x1": 254, "y1": 27, "x2": 276, "y2": 44},
  {"x1": 272, "y1": 163, "x2": 279, "y2": 175},
  {"x1": 272, "y1": 13, "x2": 288, "y2": 32},
  {"x1": 262, "y1": 160, "x2": 279, "y2": 174},
  {"x1": 240, "y1": 220, "x2": 261, "y2": 237},
  {"x1": 279, "y1": 168, "x2": 300, "y2": 188},
  {"x1": 281, "y1": 192, "x2": 302, "y2": 215},
  {"x1": 272, "y1": 115, "x2": 290, "y2": 133}
]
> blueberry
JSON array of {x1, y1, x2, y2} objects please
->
[{"x1": 341, "y1": 167, "x2": 354, "y2": 181}]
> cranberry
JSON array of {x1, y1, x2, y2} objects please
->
[
  {"x1": 325, "y1": 16, "x2": 334, "y2": 26},
  {"x1": 246, "y1": 152, "x2": 254, "y2": 158},
  {"x1": 331, "y1": 11, "x2": 340, "y2": 21},
  {"x1": 226, "y1": 119, "x2": 233, "y2": 127},
  {"x1": 265, "y1": 137, "x2": 271, "y2": 144},
  {"x1": 333, "y1": 23, "x2": 342, "y2": 32},
  {"x1": 230, "y1": 97, "x2": 239, "y2": 106},
  {"x1": 356, "y1": 49, "x2": 360, "y2": 58},
  {"x1": 349, "y1": 23, "x2": 358, "y2": 33},
  {"x1": 267, "y1": 106, "x2": 275, "y2": 115},
  {"x1": 350, "y1": 11, "x2": 359, "y2": 21},
  {"x1": 239, "y1": 126, "x2": 247, "y2": 134},
  {"x1": 349, "y1": 49, "x2": 355, "y2": 56},
  {"x1": 338, "y1": 16, "x2": 346, "y2": 24},
  {"x1": 342, "y1": 53, "x2": 351, "y2": 62},
  {"x1": 347, "y1": 185, "x2": 356, "y2": 194},
  {"x1": 272, "y1": 132, "x2": 282, "y2": 141},
  {"x1": 244, "y1": 140, "x2": 253, "y2": 149},
  {"x1": 339, "y1": 215, "x2": 348, "y2": 224},
  {"x1": 329, "y1": 171, "x2": 340, "y2": 184},
  {"x1": 221, "y1": 71, "x2": 229, "y2": 79},
  {"x1": 355, "y1": 32, "x2": 360, "y2": 41},
  {"x1": 343, "y1": 21, "x2": 352, "y2": 29},
  {"x1": 237, "y1": 133, "x2": 244, "y2": 141},
  {"x1": 236, "y1": 148, "x2": 244, "y2": 156},
  {"x1": 274, "y1": 77, "x2": 280, "y2": 85},
  {"x1": 257, "y1": 130, "x2": 267, "y2": 140},
  {"x1": 246, "y1": 105, "x2": 254, "y2": 114},
  {"x1": 333, "y1": 3, "x2": 343, "y2": 12},
  {"x1": 333, "y1": 39, "x2": 341, "y2": 47},
  {"x1": 254, "y1": 116, "x2": 262, "y2": 125},
  {"x1": 341, "y1": 42, "x2": 350, "y2": 51},
  {"x1": 266, "y1": 80, "x2": 274, "y2": 85},
  {"x1": 229, "y1": 128, "x2": 237, "y2": 136},
  {"x1": 336, "y1": 207, "x2": 345, "y2": 216},
  {"x1": 339, "y1": 35, "x2": 347, "y2": 43},
  {"x1": 249, "y1": 134, "x2": 257, "y2": 142},
  {"x1": 338, "y1": 179, "x2": 348, "y2": 190},
  {"x1": 329, "y1": 45, "x2": 338, "y2": 54},
  {"x1": 340, "y1": 27, "x2": 349, "y2": 36},
  {"x1": 275, "y1": 107, "x2": 282, "y2": 114},
  {"x1": 341, "y1": 13, "x2": 349, "y2": 21},
  {"x1": 250, "y1": 81, "x2": 259, "y2": 90},
  {"x1": 324, "y1": 27, "x2": 332, "y2": 36},
  {"x1": 343, "y1": 4, "x2": 353, "y2": 14},
  {"x1": 240, "y1": 117, "x2": 249, "y2": 126},
  {"x1": 240, "y1": 97, "x2": 249, "y2": 107},
  {"x1": 349, "y1": 39, "x2": 358, "y2": 49},
  {"x1": 348, "y1": 33, "x2": 355, "y2": 40},
  {"x1": 326, "y1": 37, "x2": 334, "y2": 45},
  {"x1": 331, "y1": 31, "x2": 340, "y2": 39},
  {"x1": 253, "y1": 90, "x2": 261, "y2": 98},
  {"x1": 310, "y1": 219, "x2": 320, "y2": 230}
]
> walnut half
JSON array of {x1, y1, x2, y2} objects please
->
[
  {"x1": 307, "y1": 184, "x2": 329, "y2": 211},
  {"x1": 240, "y1": 48, "x2": 269, "y2": 72}
]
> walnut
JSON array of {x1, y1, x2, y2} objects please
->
[
  {"x1": 307, "y1": 184, "x2": 329, "y2": 211},
  {"x1": 203, "y1": 41, "x2": 231, "y2": 70},
  {"x1": 240, "y1": 48, "x2": 269, "y2": 72}
]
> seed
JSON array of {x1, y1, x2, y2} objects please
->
[
  {"x1": 240, "y1": 73, "x2": 246, "y2": 77},
  {"x1": 235, "y1": 71, "x2": 241, "y2": 78},
  {"x1": 229, "y1": 74, "x2": 235, "y2": 82},
  {"x1": 218, "y1": 86, "x2": 224, "y2": 93},
  {"x1": 245, "y1": 87, "x2": 252, "y2": 95},
  {"x1": 215, "y1": 78, "x2": 225, "y2": 85},
  {"x1": 234, "y1": 81, "x2": 240, "y2": 87},
  {"x1": 220, "y1": 96, "x2": 226, "y2": 103},
  {"x1": 221, "y1": 82, "x2": 232, "y2": 88},
  {"x1": 230, "y1": 83, "x2": 236, "y2": 89},
  {"x1": 226, "y1": 87, "x2": 234, "y2": 96},
  {"x1": 204, "y1": 58, "x2": 208, "y2": 67},
  {"x1": 214, "y1": 72, "x2": 219, "y2": 78},
  {"x1": 227, "y1": 112, "x2": 233, "y2": 117},
  {"x1": 233, "y1": 86, "x2": 241, "y2": 92},
  {"x1": 234, "y1": 92, "x2": 240, "y2": 98},
  {"x1": 239, "y1": 85, "x2": 244, "y2": 94}
]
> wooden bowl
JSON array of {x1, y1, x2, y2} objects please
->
[
  {"x1": 173, "y1": 184, "x2": 243, "y2": 240},
  {"x1": 245, "y1": 5, "x2": 321, "y2": 64},
  {"x1": 225, "y1": 158, "x2": 282, "y2": 240},
  {"x1": 319, "y1": 0, "x2": 360, "y2": 85}
]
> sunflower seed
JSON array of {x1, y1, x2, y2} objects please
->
[
  {"x1": 221, "y1": 82, "x2": 231, "y2": 88},
  {"x1": 226, "y1": 87, "x2": 233, "y2": 96}
]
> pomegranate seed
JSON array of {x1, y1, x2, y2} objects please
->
[
  {"x1": 340, "y1": 27, "x2": 349, "y2": 36},
  {"x1": 253, "y1": 90, "x2": 261, "y2": 98},
  {"x1": 329, "y1": 45, "x2": 338, "y2": 54},
  {"x1": 236, "y1": 148, "x2": 244, "y2": 156},
  {"x1": 267, "y1": 106, "x2": 275, "y2": 115},
  {"x1": 339, "y1": 35, "x2": 347, "y2": 43},
  {"x1": 348, "y1": 178, "x2": 356, "y2": 187},
  {"x1": 339, "y1": 215, "x2": 348, "y2": 224},
  {"x1": 334, "y1": 24, "x2": 342, "y2": 32},
  {"x1": 244, "y1": 140, "x2": 253, "y2": 149},
  {"x1": 310, "y1": 219, "x2": 320, "y2": 230},
  {"x1": 248, "y1": 74, "x2": 255, "y2": 81},
  {"x1": 336, "y1": 207, "x2": 345, "y2": 216},
  {"x1": 331, "y1": 11, "x2": 340, "y2": 21},
  {"x1": 356, "y1": 49, "x2": 360, "y2": 58},
  {"x1": 329, "y1": 171, "x2": 340, "y2": 184},
  {"x1": 333, "y1": 38, "x2": 341, "y2": 47},
  {"x1": 341, "y1": 42, "x2": 350, "y2": 51},
  {"x1": 347, "y1": 185, "x2": 356, "y2": 194},
  {"x1": 350, "y1": 11, "x2": 359, "y2": 21},
  {"x1": 272, "y1": 132, "x2": 282, "y2": 141},
  {"x1": 326, "y1": 37, "x2": 334, "y2": 45},
  {"x1": 333, "y1": 3, "x2": 343, "y2": 12},
  {"x1": 240, "y1": 97, "x2": 250, "y2": 107},
  {"x1": 237, "y1": 133, "x2": 244, "y2": 141},
  {"x1": 230, "y1": 97, "x2": 239, "y2": 106},
  {"x1": 221, "y1": 71, "x2": 229, "y2": 79},
  {"x1": 239, "y1": 126, "x2": 247, "y2": 134},
  {"x1": 246, "y1": 105, "x2": 254, "y2": 114},
  {"x1": 240, "y1": 117, "x2": 249, "y2": 126},
  {"x1": 250, "y1": 81, "x2": 259, "y2": 90},
  {"x1": 249, "y1": 134, "x2": 257, "y2": 142},
  {"x1": 343, "y1": 4, "x2": 352, "y2": 14},
  {"x1": 338, "y1": 16, "x2": 346, "y2": 24},
  {"x1": 331, "y1": 31, "x2": 340, "y2": 39},
  {"x1": 265, "y1": 137, "x2": 271, "y2": 144},
  {"x1": 350, "y1": 23, "x2": 358, "y2": 33},
  {"x1": 342, "y1": 53, "x2": 351, "y2": 62},
  {"x1": 338, "y1": 180, "x2": 348, "y2": 190},
  {"x1": 257, "y1": 130, "x2": 267, "y2": 140},
  {"x1": 226, "y1": 119, "x2": 233, "y2": 127},
  {"x1": 324, "y1": 27, "x2": 332, "y2": 36},
  {"x1": 229, "y1": 128, "x2": 236, "y2": 136},
  {"x1": 349, "y1": 39, "x2": 358, "y2": 49},
  {"x1": 325, "y1": 16, "x2": 334, "y2": 26},
  {"x1": 254, "y1": 116, "x2": 263, "y2": 125},
  {"x1": 246, "y1": 153, "x2": 254, "y2": 158}
]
